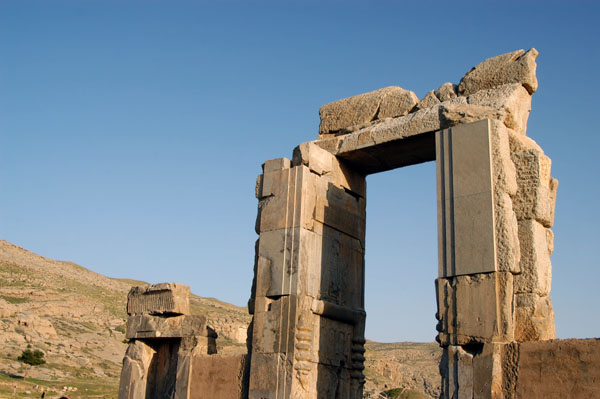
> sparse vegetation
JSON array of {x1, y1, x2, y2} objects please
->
[
  {"x1": 382, "y1": 387, "x2": 429, "y2": 399},
  {"x1": 0, "y1": 295, "x2": 28, "y2": 304},
  {"x1": 18, "y1": 349, "x2": 46, "y2": 366},
  {"x1": 115, "y1": 323, "x2": 127, "y2": 334},
  {"x1": 383, "y1": 388, "x2": 404, "y2": 398}
]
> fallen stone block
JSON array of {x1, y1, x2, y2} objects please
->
[
  {"x1": 318, "y1": 86, "x2": 418, "y2": 135},
  {"x1": 458, "y1": 48, "x2": 538, "y2": 96}
]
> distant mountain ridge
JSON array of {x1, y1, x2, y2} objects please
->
[{"x1": 0, "y1": 240, "x2": 440, "y2": 398}]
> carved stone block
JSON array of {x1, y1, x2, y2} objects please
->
[
  {"x1": 512, "y1": 149, "x2": 558, "y2": 227},
  {"x1": 127, "y1": 283, "x2": 190, "y2": 316}
]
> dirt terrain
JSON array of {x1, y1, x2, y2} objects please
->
[{"x1": 0, "y1": 240, "x2": 440, "y2": 398}]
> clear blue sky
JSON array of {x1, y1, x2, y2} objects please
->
[{"x1": 1, "y1": 1, "x2": 598, "y2": 342}]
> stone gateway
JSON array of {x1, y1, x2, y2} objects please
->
[{"x1": 118, "y1": 49, "x2": 600, "y2": 399}]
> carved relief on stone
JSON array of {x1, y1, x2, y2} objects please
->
[{"x1": 293, "y1": 312, "x2": 314, "y2": 391}]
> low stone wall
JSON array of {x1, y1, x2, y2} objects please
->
[
  {"x1": 188, "y1": 354, "x2": 249, "y2": 399},
  {"x1": 504, "y1": 338, "x2": 600, "y2": 399}
]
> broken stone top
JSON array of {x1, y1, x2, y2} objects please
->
[
  {"x1": 127, "y1": 282, "x2": 190, "y2": 316},
  {"x1": 319, "y1": 86, "x2": 418, "y2": 135},
  {"x1": 318, "y1": 48, "x2": 538, "y2": 137},
  {"x1": 459, "y1": 48, "x2": 538, "y2": 96}
]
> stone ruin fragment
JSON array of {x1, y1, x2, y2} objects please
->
[
  {"x1": 118, "y1": 49, "x2": 600, "y2": 399},
  {"x1": 119, "y1": 283, "x2": 249, "y2": 399}
]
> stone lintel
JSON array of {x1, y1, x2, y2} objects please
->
[
  {"x1": 314, "y1": 78, "x2": 532, "y2": 172},
  {"x1": 126, "y1": 314, "x2": 211, "y2": 340},
  {"x1": 335, "y1": 131, "x2": 436, "y2": 175}
]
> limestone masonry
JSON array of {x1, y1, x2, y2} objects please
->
[{"x1": 118, "y1": 49, "x2": 600, "y2": 399}]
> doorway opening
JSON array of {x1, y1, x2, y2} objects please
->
[
  {"x1": 364, "y1": 162, "x2": 438, "y2": 343},
  {"x1": 362, "y1": 162, "x2": 442, "y2": 398}
]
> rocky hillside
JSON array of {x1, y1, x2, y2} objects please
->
[
  {"x1": 363, "y1": 341, "x2": 441, "y2": 398},
  {"x1": 0, "y1": 240, "x2": 441, "y2": 398}
]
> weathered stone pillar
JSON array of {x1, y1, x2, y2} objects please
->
[
  {"x1": 435, "y1": 119, "x2": 520, "y2": 399},
  {"x1": 435, "y1": 117, "x2": 557, "y2": 398},
  {"x1": 248, "y1": 143, "x2": 367, "y2": 399}
]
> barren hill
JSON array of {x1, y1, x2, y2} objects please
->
[{"x1": 0, "y1": 240, "x2": 440, "y2": 398}]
